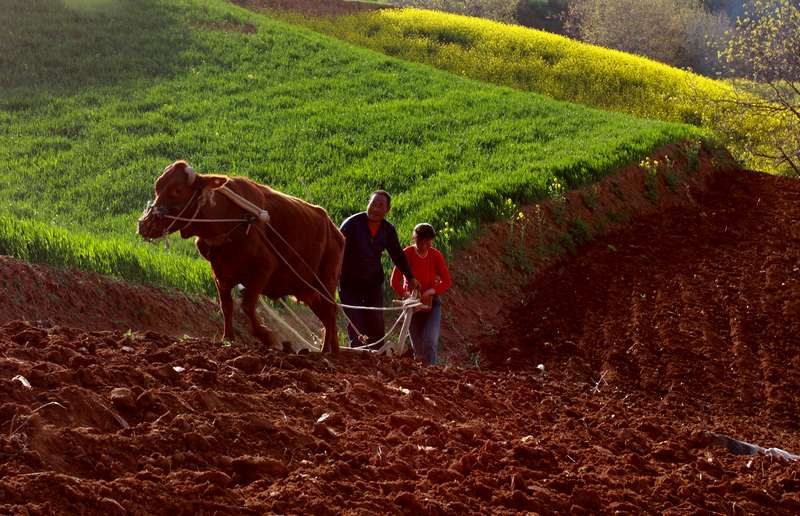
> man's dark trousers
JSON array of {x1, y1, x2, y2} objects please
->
[{"x1": 339, "y1": 280, "x2": 385, "y2": 347}]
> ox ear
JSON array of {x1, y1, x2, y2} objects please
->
[
  {"x1": 172, "y1": 161, "x2": 196, "y2": 186},
  {"x1": 195, "y1": 174, "x2": 228, "y2": 191},
  {"x1": 184, "y1": 164, "x2": 196, "y2": 186}
]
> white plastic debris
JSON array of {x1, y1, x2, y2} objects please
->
[
  {"x1": 763, "y1": 447, "x2": 800, "y2": 461},
  {"x1": 387, "y1": 384, "x2": 411, "y2": 395},
  {"x1": 12, "y1": 375, "x2": 32, "y2": 389}
]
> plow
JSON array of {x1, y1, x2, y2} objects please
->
[{"x1": 260, "y1": 293, "x2": 426, "y2": 356}]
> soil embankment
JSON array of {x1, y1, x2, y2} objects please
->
[
  {"x1": 442, "y1": 143, "x2": 742, "y2": 365},
  {"x1": 486, "y1": 167, "x2": 800, "y2": 428},
  {"x1": 0, "y1": 256, "x2": 219, "y2": 339}
]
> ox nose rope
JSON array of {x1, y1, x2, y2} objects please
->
[{"x1": 139, "y1": 189, "x2": 205, "y2": 242}]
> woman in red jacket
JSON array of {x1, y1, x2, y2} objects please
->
[{"x1": 390, "y1": 223, "x2": 452, "y2": 364}]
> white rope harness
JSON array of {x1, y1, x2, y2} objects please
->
[
  {"x1": 155, "y1": 184, "x2": 422, "y2": 353},
  {"x1": 218, "y1": 186, "x2": 270, "y2": 223},
  {"x1": 160, "y1": 186, "x2": 267, "y2": 224},
  {"x1": 344, "y1": 296, "x2": 421, "y2": 356},
  {"x1": 278, "y1": 298, "x2": 322, "y2": 347},
  {"x1": 255, "y1": 221, "x2": 424, "y2": 348},
  {"x1": 259, "y1": 298, "x2": 321, "y2": 352},
  {"x1": 162, "y1": 216, "x2": 250, "y2": 223},
  {"x1": 337, "y1": 303, "x2": 411, "y2": 311}
]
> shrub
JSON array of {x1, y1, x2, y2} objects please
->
[
  {"x1": 396, "y1": 0, "x2": 522, "y2": 23},
  {"x1": 709, "y1": 0, "x2": 800, "y2": 175},
  {"x1": 565, "y1": 0, "x2": 730, "y2": 75}
]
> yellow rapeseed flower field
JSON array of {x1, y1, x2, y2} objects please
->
[{"x1": 309, "y1": 8, "x2": 728, "y2": 123}]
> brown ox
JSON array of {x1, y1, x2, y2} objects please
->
[{"x1": 137, "y1": 160, "x2": 344, "y2": 353}]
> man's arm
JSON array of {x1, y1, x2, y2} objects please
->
[
  {"x1": 385, "y1": 225, "x2": 415, "y2": 282},
  {"x1": 390, "y1": 264, "x2": 406, "y2": 297}
]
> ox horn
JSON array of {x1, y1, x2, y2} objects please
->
[{"x1": 185, "y1": 164, "x2": 196, "y2": 186}]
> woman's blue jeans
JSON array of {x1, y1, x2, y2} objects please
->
[{"x1": 409, "y1": 295, "x2": 441, "y2": 365}]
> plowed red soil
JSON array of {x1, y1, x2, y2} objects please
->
[
  {"x1": 486, "y1": 168, "x2": 800, "y2": 425},
  {"x1": 2, "y1": 317, "x2": 799, "y2": 515},
  {"x1": 2, "y1": 156, "x2": 800, "y2": 513}
]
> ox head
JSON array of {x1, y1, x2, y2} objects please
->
[{"x1": 137, "y1": 160, "x2": 226, "y2": 239}]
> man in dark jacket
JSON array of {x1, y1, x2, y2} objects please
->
[{"x1": 339, "y1": 190, "x2": 419, "y2": 347}]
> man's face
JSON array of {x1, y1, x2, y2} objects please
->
[{"x1": 367, "y1": 193, "x2": 389, "y2": 222}]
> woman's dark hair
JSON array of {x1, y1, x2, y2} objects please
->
[
  {"x1": 413, "y1": 223, "x2": 436, "y2": 241},
  {"x1": 370, "y1": 190, "x2": 391, "y2": 209}
]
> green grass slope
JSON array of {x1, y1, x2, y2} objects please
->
[{"x1": 0, "y1": 0, "x2": 698, "y2": 294}]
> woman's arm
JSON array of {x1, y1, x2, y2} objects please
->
[{"x1": 386, "y1": 225, "x2": 413, "y2": 279}]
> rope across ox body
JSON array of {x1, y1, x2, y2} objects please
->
[{"x1": 157, "y1": 185, "x2": 423, "y2": 354}]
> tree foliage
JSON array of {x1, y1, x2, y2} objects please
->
[
  {"x1": 395, "y1": 0, "x2": 522, "y2": 23},
  {"x1": 565, "y1": 0, "x2": 730, "y2": 74},
  {"x1": 713, "y1": 0, "x2": 800, "y2": 175},
  {"x1": 516, "y1": 0, "x2": 570, "y2": 31},
  {"x1": 719, "y1": 0, "x2": 800, "y2": 82}
]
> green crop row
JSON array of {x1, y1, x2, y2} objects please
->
[
  {"x1": 0, "y1": 214, "x2": 213, "y2": 295},
  {"x1": 0, "y1": 0, "x2": 698, "y2": 294}
]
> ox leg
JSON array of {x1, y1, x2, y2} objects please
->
[
  {"x1": 241, "y1": 286, "x2": 279, "y2": 349},
  {"x1": 216, "y1": 278, "x2": 236, "y2": 342},
  {"x1": 309, "y1": 297, "x2": 339, "y2": 353},
  {"x1": 310, "y1": 238, "x2": 343, "y2": 354}
]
